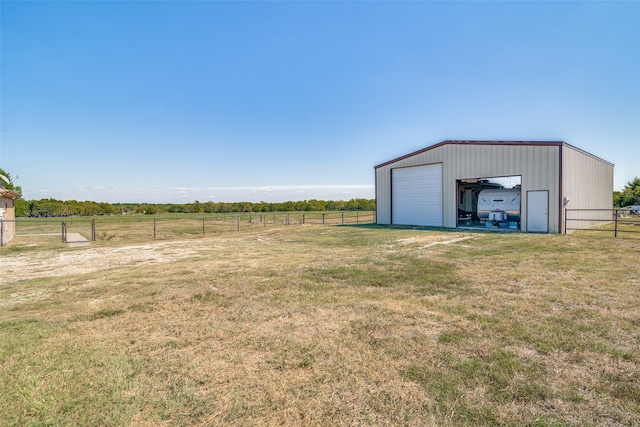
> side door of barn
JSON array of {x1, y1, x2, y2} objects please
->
[{"x1": 527, "y1": 190, "x2": 549, "y2": 233}]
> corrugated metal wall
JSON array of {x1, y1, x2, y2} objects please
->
[
  {"x1": 376, "y1": 142, "x2": 563, "y2": 232},
  {"x1": 562, "y1": 145, "x2": 614, "y2": 230}
]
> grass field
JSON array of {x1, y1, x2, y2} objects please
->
[
  {"x1": 14, "y1": 211, "x2": 377, "y2": 244},
  {"x1": 1, "y1": 225, "x2": 638, "y2": 426}
]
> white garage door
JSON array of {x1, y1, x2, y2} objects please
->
[{"x1": 392, "y1": 163, "x2": 443, "y2": 226}]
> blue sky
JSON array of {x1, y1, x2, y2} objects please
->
[{"x1": 1, "y1": 1, "x2": 638, "y2": 203}]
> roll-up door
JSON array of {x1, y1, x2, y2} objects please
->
[{"x1": 392, "y1": 164, "x2": 443, "y2": 226}]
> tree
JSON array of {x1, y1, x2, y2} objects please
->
[
  {"x1": 306, "y1": 199, "x2": 326, "y2": 211},
  {"x1": 29, "y1": 198, "x2": 65, "y2": 217},
  {"x1": 614, "y1": 177, "x2": 640, "y2": 207},
  {"x1": 186, "y1": 200, "x2": 205, "y2": 214},
  {"x1": 345, "y1": 198, "x2": 375, "y2": 211},
  {"x1": 14, "y1": 199, "x2": 29, "y2": 217},
  {"x1": 167, "y1": 204, "x2": 184, "y2": 213},
  {"x1": 0, "y1": 167, "x2": 22, "y2": 194}
]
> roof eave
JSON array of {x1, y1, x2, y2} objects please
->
[{"x1": 0, "y1": 188, "x2": 22, "y2": 199}]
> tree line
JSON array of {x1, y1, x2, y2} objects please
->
[
  {"x1": 14, "y1": 198, "x2": 376, "y2": 218},
  {"x1": 613, "y1": 177, "x2": 640, "y2": 208}
]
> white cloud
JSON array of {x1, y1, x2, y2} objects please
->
[{"x1": 24, "y1": 184, "x2": 375, "y2": 204}]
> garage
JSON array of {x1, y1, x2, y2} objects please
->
[
  {"x1": 375, "y1": 140, "x2": 613, "y2": 233},
  {"x1": 392, "y1": 163, "x2": 442, "y2": 226}
]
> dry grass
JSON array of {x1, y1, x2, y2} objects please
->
[
  {"x1": 1, "y1": 225, "x2": 638, "y2": 426},
  {"x1": 15, "y1": 212, "x2": 376, "y2": 245}
]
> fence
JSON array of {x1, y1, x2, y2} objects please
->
[
  {"x1": 8, "y1": 211, "x2": 376, "y2": 246},
  {"x1": 564, "y1": 208, "x2": 640, "y2": 237}
]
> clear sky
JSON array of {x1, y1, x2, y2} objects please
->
[{"x1": 1, "y1": 1, "x2": 638, "y2": 203}]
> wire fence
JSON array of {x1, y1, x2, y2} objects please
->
[
  {"x1": 5, "y1": 208, "x2": 640, "y2": 246},
  {"x1": 6, "y1": 211, "x2": 377, "y2": 246},
  {"x1": 565, "y1": 208, "x2": 640, "y2": 237}
]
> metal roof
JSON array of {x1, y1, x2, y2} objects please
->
[{"x1": 374, "y1": 140, "x2": 612, "y2": 169}]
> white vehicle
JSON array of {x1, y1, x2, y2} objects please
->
[{"x1": 477, "y1": 188, "x2": 521, "y2": 223}]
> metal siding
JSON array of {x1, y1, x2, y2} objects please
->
[
  {"x1": 376, "y1": 142, "x2": 562, "y2": 231},
  {"x1": 376, "y1": 167, "x2": 391, "y2": 224},
  {"x1": 562, "y1": 145, "x2": 614, "y2": 230}
]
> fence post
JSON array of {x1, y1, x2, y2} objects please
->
[
  {"x1": 62, "y1": 220, "x2": 66, "y2": 243},
  {"x1": 91, "y1": 218, "x2": 96, "y2": 241},
  {"x1": 0, "y1": 219, "x2": 4, "y2": 246},
  {"x1": 322, "y1": 213, "x2": 325, "y2": 225},
  {"x1": 302, "y1": 213, "x2": 305, "y2": 225},
  {"x1": 154, "y1": 218, "x2": 157, "y2": 239},
  {"x1": 237, "y1": 217, "x2": 240, "y2": 232},
  {"x1": 614, "y1": 209, "x2": 618, "y2": 238},
  {"x1": 342, "y1": 212, "x2": 344, "y2": 225},
  {"x1": 356, "y1": 211, "x2": 359, "y2": 224},
  {"x1": 203, "y1": 217, "x2": 206, "y2": 235}
]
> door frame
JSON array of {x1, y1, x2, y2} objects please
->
[{"x1": 526, "y1": 190, "x2": 549, "y2": 233}]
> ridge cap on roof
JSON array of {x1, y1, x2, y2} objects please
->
[{"x1": 442, "y1": 139, "x2": 565, "y2": 144}]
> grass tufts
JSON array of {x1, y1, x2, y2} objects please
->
[{"x1": 1, "y1": 226, "x2": 638, "y2": 425}]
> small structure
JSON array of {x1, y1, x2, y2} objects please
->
[
  {"x1": 0, "y1": 187, "x2": 21, "y2": 245},
  {"x1": 375, "y1": 140, "x2": 613, "y2": 233}
]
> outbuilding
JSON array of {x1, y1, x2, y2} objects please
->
[
  {"x1": 0, "y1": 187, "x2": 21, "y2": 245},
  {"x1": 375, "y1": 140, "x2": 613, "y2": 233}
]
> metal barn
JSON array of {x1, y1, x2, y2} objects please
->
[{"x1": 375, "y1": 140, "x2": 613, "y2": 233}]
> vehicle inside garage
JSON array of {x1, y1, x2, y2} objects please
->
[{"x1": 457, "y1": 175, "x2": 521, "y2": 230}]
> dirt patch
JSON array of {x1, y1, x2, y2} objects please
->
[
  {"x1": 0, "y1": 240, "x2": 213, "y2": 285},
  {"x1": 397, "y1": 234, "x2": 473, "y2": 248}
]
